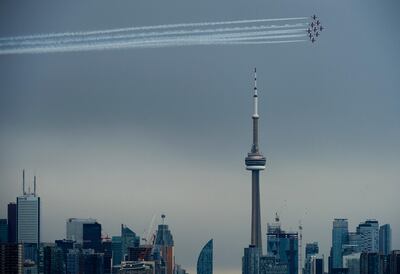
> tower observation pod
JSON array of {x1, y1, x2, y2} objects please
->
[{"x1": 245, "y1": 68, "x2": 266, "y2": 251}]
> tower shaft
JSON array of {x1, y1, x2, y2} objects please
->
[{"x1": 245, "y1": 68, "x2": 266, "y2": 252}]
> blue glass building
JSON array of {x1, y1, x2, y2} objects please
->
[
  {"x1": 197, "y1": 239, "x2": 213, "y2": 274},
  {"x1": 332, "y1": 219, "x2": 348, "y2": 269}
]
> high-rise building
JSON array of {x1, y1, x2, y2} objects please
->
[
  {"x1": 197, "y1": 239, "x2": 213, "y2": 274},
  {"x1": 8, "y1": 203, "x2": 17, "y2": 243},
  {"x1": 81, "y1": 249, "x2": 104, "y2": 274},
  {"x1": 360, "y1": 252, "x2": 379, "y2": 274},
  {"x1": 389, "y1": 250, "x2": 400, "y2": 274},
  {"x1": 357, "y1": 220, "x2": 379, "y2": 253},
  {"x1": 0, "y1": 243, "x2": 24, "y2": 274},
  {"x1": 244, "y1": 68, "x2": 266, "y2": 251},
  {"x1": 266, "y1": 216, "x2": 298, "y2": 274},
  {"x1": 242, "y1": 245, "x2": 260, "y2": 274},
  {"x1": 121, "y1": 224, "x2": 140, "y2": 261},
  {"x1": 66, "y1": 218, "x2": 97, "y2": 244},
  {"x1": 304, "y1": 242, "x2": 319, "y2": 274},
  {"x1": 310, "y1": 256, "x2": 324, "y2": 274},
  {"x1": 102, "y1": 238, "x2": 112, "y2": 274},
  {"x1": 379, "y1": 224, "x2": 391, "y2": 256},
  {"x1": 259, "y1": 255, "x2": 287, "y2": 274},
  {"x1": 332, "y1": 219, "x2": 348, "y2": 269},
  {"x1": 17, "y1": 172, "x2": 40, "y2": 264},
  {"x1": 111, "y1": 236, "x2": 122, "y2": 266},
  {"x1": 155, "y1": 215, "x2": 174, "y2": 274},
  {"x1": 42, "y1": 245, "x2": 65, "y2": 274},
  {"x1": 343, "y1": 252, "x2": 361, "y2": 274},
  {"x1": 0, "y1": 219, "x2": 7, "y2": 243},
  {"x1": 66, "y1": 248, "x2": 80, "y2": 274},
  {"x1": 82, "y1": 222, "x2": 102, "y2": 252}
]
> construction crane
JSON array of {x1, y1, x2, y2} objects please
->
[{"x1": 142, "y1": 214, "x2": 156, "y2": 245}]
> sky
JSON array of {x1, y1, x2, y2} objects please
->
[{"x1": 1, "y1": 0, "x2": 400, "y2": 273}]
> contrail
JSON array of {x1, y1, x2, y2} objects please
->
[{"x1": 0, "y1": 17, "x2": 310, "y2": 55}]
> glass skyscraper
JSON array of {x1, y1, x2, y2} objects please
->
[
  {"x1": 242, "y1": 245, "x2": 260, "y2": 274},
  {"x1": 331, "y1": 219, "x2": 348, "y2": 269},
  {"x1": 197, "y1": 239, "x2": 213, "y2": 274},
  {"x1": 357, "y1": 220, "x2": 379, "y2": 253},
  {"x1": 379, "y1": 224, "x2": 391, "y2": 255},
  {"x1": 121, "y1": 224, "x2": 140, "y2": 261}
]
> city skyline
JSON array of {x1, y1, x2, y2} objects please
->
[{"x1": 1, "y1": 0, "x2": 400, "y2": 273}]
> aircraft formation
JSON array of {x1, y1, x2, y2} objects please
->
[{"x1": 308, "y1": 15, "x2": 324, "y2": 43}]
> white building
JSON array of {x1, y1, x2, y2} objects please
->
[
  {"x1": 356, "y1": 220, "x2": 379, "y2": 253},
  {"x1": 17, "y1": 194, "x2": 40, "y2": 245},
  {"x1": 66, "y1": 218, "x2": 97, "y2": 243}
]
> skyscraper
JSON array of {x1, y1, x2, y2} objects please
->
[
  {"x1": 155, "y1": 215, "x2": 174, "y2": 274},
  {"x1": 304, "y1": 242, "x2": 319, "y2": 274},
  {"x1": 0, "y1": 243, "x2": 24, "y2": 274},
  {"x1": 242, "y1": 245, "x2": 260, "y2": 274},
  {"x1": 83, "y1": 222, "x2": 102, "y2": 252},
  {"x1": 244, "y1": 68, "x2": 266, "y2": 251},
  {"x1": 357, "y1": 220, "x2": 379, "y2": 253},
  {"x1": 0, "y1": 220, "x2": 7, "y2": 243},
  {"x1": 266, "y1": 216, "x2": 298, "y2": 274},
  {"x1": 66, "y1": 218, "x2": 97, "y2": 244},
  {"x1": 197, "y1": 239, "x2": 213, "y2": 274},
  {"x1": 121, "y1": 224, "x2": 140, "y2": 261},
  {"x1": 360, "y1": 252, "x2": 379, "y2": 274},
  {"x1": 379, "y1": 224, "x2": 391, "y2": 256},
  {"x1": 111, "y1": 236, "x2": 122, "y2": 266},
  {"x1": 7, "y1": 203, "x2": 17, "y2": 243},
  {"x1": 331, "y1": 219, "x2": 348, "y2": 269}
]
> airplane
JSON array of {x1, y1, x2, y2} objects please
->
[{"x1": 312, "y1": 15, "x2": 317, "y2": 20}]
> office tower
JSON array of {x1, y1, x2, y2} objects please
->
[
  {"x1": 17, "y1": 172, "x2": 40, "y2": 263},
  {"x1": 0, "y1": 219, "x2": 7, "y2": 243},
  {"x1": 245, "y1": 68, "x2": 266, "y2": 251},
  {"x1": 310, "y1": 256, "x2": 324, "y2": 274},
  {"x1": 66, "y1": 218, "x2": 97, "y2": 244},
  {"x1": 102, "y1": 238, "x2": 112, "y2": 274},
  {"x1": 197, "y1": 239, "x2": 213, "y2": 274},
  {"x1": 81, "y1": 249, "x2": 104, "y2": 274},
  {"x1": 343, "y1": 252, "x2": 361, "y2": 274},
  {"x1": 155, "y1": 215, "x2": 174, "y2": 274},
  {"x1": 0, "y1": 243, "x2": 24, "y2": 274},
  {"x1": 259, "y1": 255, "x2": 287, "y2": 274},
  {"x1": 66, "y1": 249, "x2": 80, "y2": 274},
  {"x1": 242, "y1": 245, "x2": 260, "y2": 274},
  {"x1": 121, "y1": 224, "x2": 140, "y2": 260},
  {"x1": 82, "y1": 222, "x2": 102, "y2": 252},
  {"x1": 266, "y1": 216, "x2": 298, "y2": 274},
  {"x1": 360, "y1": 252, "x2": 379, "y2": 274},
  {"x1": 357, "y1": 220, "x2": 379, "y2": 253},
  {"x1": 8, "y1": 203, "x2": 17, "y2": 243},
  {"x1": 343, "y1": 232, "x2": 361, "y2": 255},
  {"x1": 379, "y1": 254, "x2": 390, "y2": 274},
  {"x1": 332, "y1": 219, "x2": 348, "y2": 269},
  {"x1": 389, "y1": 250, "x2": 400, "y2": 274},
  {"x1": 304, "y1": 242, "x2": 319, "y2": 274},
  {"x1": 379, "y1": 224, "x2": 391, "y2": 256},
  {"x1": 111, "y1": 236, "x2": 122, "y2": 266},
  {"x1": 43, "y1": 245, "x2": 65, "y2": 274}
]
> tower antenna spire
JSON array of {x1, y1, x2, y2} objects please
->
[
  {"x1": 22, "y1": 169, "x2": 25, "y2": 195},
  {"x1": 34, "y1": 175, "x2": 37, "y2": 196}
]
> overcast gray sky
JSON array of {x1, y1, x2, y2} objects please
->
[{"x1": 1, "y1": 0, "x2": 399, "y2": 273}]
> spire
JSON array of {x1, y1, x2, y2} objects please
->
[
  {"x1": 22, "y1": 169, "x2": 25, "y2": 195},
  {"x1": 34, "y1": 175, "x2": 37, "y2": 196},
  {"x1": 253, "y1": 67, "x2": 259, "y2": 118}
]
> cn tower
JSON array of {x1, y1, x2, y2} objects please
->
[{"x1": 245, "y1": 68, "x2": 266, "y2": 250}]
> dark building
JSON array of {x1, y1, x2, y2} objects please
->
[
  {"x1": 0, "y1": 219, "x2": 7, "y2": 243},
  {"x1": 83, "y1": 222, "x2": 102, "y2": 252},
  {"x1": 0, "y1": 243, "x2": 24, "y2": 274},
  {"x1": 390, "y1": 250, "x2": 400, "y2": 274},
  {"x1": 102, "y1": 238, "x2": 112, "y2": 274},
  {"x1": 360, "y1": 253, "x2": 379, "y2": 274},
  {"x1": 43, "y1": 245, "x2": 65, "y2": 274},
  {"x1": 128, "y1": 246, "x2": 153, "y2": 262},
  {"x1": 121, "y1": 224, "x2": 140, "y2": 261},
  {"x1": 312, "y1": 257, "x2": 324, "y2": 274},
  {"x1": 304, "y1": 242, "x2": 319, "y2": 274},
  {"x1": 8, "y1": 203, "x2": 17, "y2": 243},
  {"x1": 81, "y1": 250, "x2": 104, "y2": 274},
  {"x1": 242, "y1": 245, "x2": 260, "y2": 274}
]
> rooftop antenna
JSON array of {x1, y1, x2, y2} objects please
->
[
  {"x1": 34, "y1": 175, "x2": 37, "y2": 196},
  {"x1": 161, "y1": 214, "x2": 166, "y2": 225},
  {"x1": 22, "y1": 169, "x2": 25, "y2": 195}
]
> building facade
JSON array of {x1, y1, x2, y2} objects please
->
[
  {"x1": 357, "y1": 220, "x2": 379, "y2": 253},
  {"x1": 66, "y1": 218, "x2": 97, "y2": 244},
  {"x1": 242, "y1": 245, "x2": 260, "y2": 274},
  {"x1": 332, "y1": 219, "x2": 348, "y2": 269},
  {"x1": 197, "y1": 239, "x2": 213, "y2": 274},
  {"x1": 379, "y1": 224, "x2": 391, "y2": 256},
  {"x1": 0, "y1": 243, "x2": 24, "y2": 274},
  {"x1": 8, "y1": 203, "x2": 17, "y2": 244}
]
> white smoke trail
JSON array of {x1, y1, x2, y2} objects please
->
[
  {"x1": 0, "y1": 17, "x2": 307, "y2": 42},
  {"x1": 0, "y1": 23, "x2": 307, "y2": 47}
]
